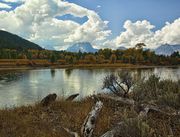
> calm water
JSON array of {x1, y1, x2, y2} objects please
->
[{"x1": 0, "y1": 67, "x2": 179, "y2": 108}]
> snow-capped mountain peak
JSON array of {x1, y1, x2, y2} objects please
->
[
  {"x1": 66, "y1": 42, "x2": 98, "y2": 53},
  {"x1": 155, "y1": 44, "x2": 180, "y2": 56}
]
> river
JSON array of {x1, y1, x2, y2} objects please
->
[{"x1": 0, "y1": 67, "x2": 179, "y2": 108}]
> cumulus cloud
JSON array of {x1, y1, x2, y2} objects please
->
[
  {"x1": 0, "y1": 2, "x2": 11, "y2": 9},
  {"x1": 109, "y1": 19, "x2": 180, "y2": 49},
  {"x1": 0, "y1": 0, "x2": 179, "y2": 50},
  {"x1": 2, "y1": 0, "x2": 25, "y2": 3},
  {"x1": 0, "y1": 0, "x2": 111, "y2": 50},
  {"x1": 154, "y1": 18, "x2": 180, "y2": 45},
  {"x1": 114, "y1": 20, "x2": 155, "y2": 48}
]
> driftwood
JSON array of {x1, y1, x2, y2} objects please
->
[
  {"x1": 98, "y1": 94, "x2": 179, "y2": 116},
  {"x1": 41, "y1": 93, "x2": 57, "y2": 106},
  {"x1": 62, "y1": 101, "x2": 103, "y2": 137},
  {"x1": 47, "y1": 93, "x2": 178, "y2": 137},
  {"x1": 99, "y1": 96, "x2": 180, "y2": 137},
  {"x1": 63, "y1": 128, "x2": 80, "y2": 137},
  {"x1": 97, "y1": 94, "x2": 135, "y2": 106},
  {"x1": 81, "y1": 101, "x2": 103, "y2": 137},
  {"x1": 66, "y1": 93, "x2": 79, "y2": 101},
  {"x1": 100, "y1": 105, "x2": 150, "y2": 137}
]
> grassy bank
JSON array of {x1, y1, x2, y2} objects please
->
[{"x1": 0, "y1": 95, "x2": 179, "y2": 137}]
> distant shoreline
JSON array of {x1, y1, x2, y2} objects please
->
[{"x1": 0, "y1": 64, "x2": 179, "y2": 71}]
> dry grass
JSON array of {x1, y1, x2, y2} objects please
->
[
  {"x1": 0, "y1": 97, "x2": 114, "y2": 137},
  {"x1": 0, "y1": 95, "x2": 179, "y2": 137},
  {"x1": 0, "y1": 59, "x2": 143, "y2": 68}
]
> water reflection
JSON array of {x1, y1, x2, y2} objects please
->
[
  {"x1": 50, "y1": 69, "x2": 56, "y2": 78},
  {"x1": 0, "y1": 72, "x2": 22, "y2": 82},
  {"x1": 0, "y1": 67, "x2": 179, "y2": 108},
  {"x1": 65, "y1": 68, "x2": 73, "y2": 77}
]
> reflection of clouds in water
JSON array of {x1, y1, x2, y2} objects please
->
[
  {"x1": 0, "y1": 82, "x2": 30, "y2": 107},
  {"x1": 154, "y1": 68, "x2": 180, "y2": 81},
  {"x1": 0, "y1": 83, "x2": 3, "y2": 88},
  {"x1": 127, "y1": 68, "x2": 179, "y2": 81},
  {"x1": 132, "y1": 68, "x2": 153, "y2": 80},
  {"x1": 30, "y1": 80, "x2": 39, "y2": 84},
  {"x1": 63, "y1": 70, "x2": 81, "y2": 96},
  {"x1": 63, "y1": 69, "x2": 96, "y2": 97},
  {"x1": 0, "y1": 67, "x2": 179, "y2": 108},
  {"x1": 63, "y1": 69, "x2": 108, "y2": 97}
]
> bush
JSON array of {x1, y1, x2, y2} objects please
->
[
  {"x1": 102, "y1": 71, "x2": 135, "y2": 98},
  {"x1": 115, "y1": 118, "x2": 155, "y2": 137},
  {"x1": 133, "y1": 75, "x2": 180, "y2": 109}
]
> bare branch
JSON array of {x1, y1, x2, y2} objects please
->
[
  {"x1": 99, "y1": 102, "x2": 179, "y2": 137},
  {"x1": 102, "y1": 71, "x2": 134, "y2": 98},
  {"x1": 97, "y1": 94, "x2": 135, "y2": 106},
  {"x1": 63, "y1": 127, "x2": 80, "y2": 137}
]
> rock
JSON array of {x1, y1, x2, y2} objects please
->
[
  {"x1": 41, "y1": 93, "x2": 57, "y2": 106},
  {"x1": 66, "y1": 93, "x2": 79, "y2": 101}
]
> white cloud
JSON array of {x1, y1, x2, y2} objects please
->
[
  {"x1": 0, "y1": 0, "x2": 179, "y2": 50},
  {"x1": 2, "y1": 0, "x2": 25, "y2": 3},
  {"x1": 97, "y1": 5, "x2": 101, "y2": 8},
  {"x1": 115, "y1": 20, "x2": 155, "y2": 48},
  {"x1": 0, "y1": 0, "x2": 111, "y2": 50},
  {"x1": 108, "y1": 18, "x2": 180, "y2": 49},
  {"x1": 154, "y1": 18, "x2": 180, "y2": 45},
  {"x1": 0, "y1": 2, "x2": 11, "y2": 9}
]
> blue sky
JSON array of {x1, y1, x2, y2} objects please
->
[
  {"x1": 67, "y1": 0, "x2": 180, "y2": 37},
  {"x1": 0, "y1": 0, "x2": 180, "y2": 49}
]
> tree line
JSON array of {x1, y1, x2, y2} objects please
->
[{"x1": 0, "y1": 44, "x2": 179, "y2": 65}]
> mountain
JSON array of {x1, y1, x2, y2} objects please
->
[
  {"x1": 66, "y1": 42, "x2": 98, "y2": 53},
  {"x1": 0, "y1": 30, "x2": 42, "y2": 50},
  {"x1": 118, "y1": 46, "x2": 127, "y2": 50},
  {"x1": 155, "y1": 44, "x2": 180, "y2": 56}
]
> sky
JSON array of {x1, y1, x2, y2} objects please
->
[{"x1": 0, "y1": 0, "x2": 180, "y2": 50}]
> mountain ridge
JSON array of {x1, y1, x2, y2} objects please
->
[
  {"x1": 154, "y1": 44, "x2": 180, "y2": 56},
  {"x1": 0, "y1": 30, "x2": 42, "y2": 50},
  {"x1": 66, "y1": 42, "x2": 98, "y2": 53}
]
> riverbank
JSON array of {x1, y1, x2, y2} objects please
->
[
  {"x1": 0, "y1": 59, "x2": 179, "y2": 71},
  {"x1": 0, "y1": 73, "x2": 180, "y2": 137},
  {"x1": 0, "y1": 94, "x2": 179, "y2": 137},
  {"x1": 0, "y1": 63, "x2": 179, "y2": 71}
]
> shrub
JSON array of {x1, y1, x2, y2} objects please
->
[
  {"x1": 133, "y1": 75, "x2": 180, "y2": 109},
  {"x1": 102, "y1": 71, "x2": 135, "y2": 98},
  {"x1": 115, "y1": 118, "x2": 155, "y2": 137}
]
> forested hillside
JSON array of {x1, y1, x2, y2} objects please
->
[{"x1": 0, "y1": 30, "x2": 42, "y2": 50}]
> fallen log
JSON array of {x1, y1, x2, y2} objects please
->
[
  {"x1": 100, "y1": 104, "x2": 179, "y2": 137},
  {"x1": 97, "y1": 94, "x2": 135, "y2": 106},
  {"x1": 66, "y1": 93, "x2": 79, "y2": 101},
  {"x1": 100, "y1": 105, "x2": 150, "y2": 137},
  {"x1": 98, "y1": 94, "x2": 179, "y2": 116},
  {"x1": 139, "y1": 104, "x2": 180, "y2": 117},
  {"x1": 81, "y1": 101, "x2": 103, "y2": 137},
  {"x1": 41, "y1": 93, "x2": 57, "y2": 106},
  {"x1": 59, "y1": 101, "x2": 103, "y2": 137}
]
